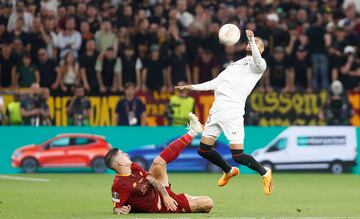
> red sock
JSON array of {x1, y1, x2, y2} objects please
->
[{"x1": 159, "y1": 134, "x2": 193, "y2": 163}]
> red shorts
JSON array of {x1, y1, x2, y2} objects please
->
[{"x1": 160, "y1": 185, "x2": 191, "y2": 213}]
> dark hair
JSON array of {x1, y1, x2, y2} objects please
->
[
  {"x1": 104, "y1": 148, "x2": 119, "y2": 171},
  {"x1": 125, "y1": 82, "x2": 135, "y2": 89}
]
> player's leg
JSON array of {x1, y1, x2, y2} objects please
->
[
  {"x1": 149, "y1": 113, "x2": 203, "y2": 185},
  {"x1": 184, "y1": 194, "x2": 213, "y2": 213},
  {"x1": 223, "y1": 119, "x2": 273, "y2": 195},
  {"x1": 198, "y1": 116, "x2": 233, "y2": 175},
  {"x1": 230, "y1": 144, "x2": 273, "y2": 195}
]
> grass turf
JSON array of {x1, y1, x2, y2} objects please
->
[{"x1": 0, "y1": 173, "x2": 360, "y2": 218}]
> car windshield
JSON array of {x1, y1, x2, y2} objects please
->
[{"x1": 267, "y1": 138, "x2": 287, "y2": 152}]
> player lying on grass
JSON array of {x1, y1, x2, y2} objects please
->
[
  {"x1": 104, "y1": 113, "x2": 213, "y2": 214},
  {"x1": 176, "y1": 30, "x2": 273, "y2": 195}
]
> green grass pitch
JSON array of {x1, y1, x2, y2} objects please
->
[{"x1": 0, "y1": 173, "x2": 360, "y2": 218}]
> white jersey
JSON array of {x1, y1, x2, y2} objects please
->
[{"x1": 192, "y1": 37, "x2": 266, "y2": 116}]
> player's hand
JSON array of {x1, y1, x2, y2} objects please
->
[
  {"x1": 175, "y1": 85, "x2": 192, "y2": 91},
  {"x1": 245, "y1": 30, "x2": 254, "y2": 40},
  {"x1": 163, "y1": 195, "x2": 178, "y2": 212},
  {"x1": 113, "y1": 205, "x2": 131, "y2": 214}
]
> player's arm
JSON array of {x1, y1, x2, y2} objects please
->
[
  {"x1": 113, "y1": 205, "x2": 131, "y2": 215},
  {"x1": 112, "y1": 185, "x2": 132, "y2": 214},
  {"x1": 175, "y1": 76, "x2": 220, "y2": 91},
  {"x1": 246, "y1": 30, "x2": 266, "y2": 73},
  {"x1": 146, "y1": 175, "x2": 178, "y2": 212}
]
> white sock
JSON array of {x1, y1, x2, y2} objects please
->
[{"x1": 187, "y1": 129, "x2": 197, "y2": 138}]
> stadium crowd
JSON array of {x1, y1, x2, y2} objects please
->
[{"x1": 0, "y1": 0, "x2": 359, "y2": 126}]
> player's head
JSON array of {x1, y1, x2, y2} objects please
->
[
  {"x1": 246, "y1": 37, "x2": 265, "y2": 55},
  {"x1": 104, "y1": 148, "x2": 132, "y2": 172}
]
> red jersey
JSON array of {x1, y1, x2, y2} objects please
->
[{"x1": 111, "y1": 163, "x2": 191, "y2": 213}]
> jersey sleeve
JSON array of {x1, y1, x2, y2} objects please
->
[
  {"x1": 191, "y1": 76, "x2": 220, "y2": 91},
  {"x1": 112, "y1": 184, "x2": 131, "y2": 208},
  {"x1": 250, "y1": 37, "x2": 267, "y2": 74}
]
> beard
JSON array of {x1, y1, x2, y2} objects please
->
[{"x1": 246, "y1": 50, "x2": 252, "y2": 56}]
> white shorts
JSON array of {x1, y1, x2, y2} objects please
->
[{"x1": 202, "y1": 108, "x2": 245, "y2": 145}]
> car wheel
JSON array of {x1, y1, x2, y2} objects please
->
[
  {"x1": 132, "y1": 157, "x2": 148, "y2": 170},
  {"x1": 261, "y1": 161, "x2": 274, "y2": 171},
  {"x1": 330, "y1": 161, "x2": 344, "y2": 174},
  {"x1": 91, "y1": 157, "x2": 107, "y2": 173},
  {"x1": 21, "y1": 158, "x2": 38, "y2": 173},
  {"x1": 207, "y1": 162, "x2": 222, "y2": 173}
]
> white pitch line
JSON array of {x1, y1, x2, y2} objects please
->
[{"x1": 0, "y1": 175, "x2": 50, "y2": 182}]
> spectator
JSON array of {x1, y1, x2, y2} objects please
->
[
  {"x1": 79, "y1": 21, "x2": 94, "y2": 54},
  {"x1": 11, "y1": 38, "x2": 24, "y2": 62},
  {"x1": 265, "y1": 47, "x2": 293, "y2": 91},
  {"x1": 193, "y1": 48, "x2": 219, "y2": 84},
  {"x1": 20, "y1": 83, "x2": 41, "y2": 126},
  {"x1": 149, "y1": 3, "x2": 165, "y2": 25},
  {"x1": 320, "y1": 80, "x2": 351, "y2": 125},
  {"x1": 142, "y1": 45, "x2": 166, "y2": 91},
  {"x1": 6, "y1": 92, "x2": 23, "y2": 125},
  {"x1": 7, "y1": 17, "x2": 29, "y2": 46},
  {"x1": 95, "y1": 48, "x2": 122, "y2": 93},
  {"x1": 43, "y1": 16, "x2": 58, "y2": 60},
  {"x1": 37, "y1": 48, "x2": 59, "y2": 90},
  {"x1": 289, "y1": 46, "x2": 312, "y2": 91},
  {"x1": 79, "y1": 40, "x2": 98, "y2": 93},
  {"x1": 168, "y1": 40, "x2": 191, "y2": 87},
  {"x1": 95, "y1": 20, "x2": 117, "y2": 53},
  {"x1": 260, "y1": 13, "x2": 289, "y2": 56},
  {"x1": 15, "y1": 54, "x2": 40, "y2": 88},
  {"x1": 86, "y1": 4, "x2": 100, "y2": 34},
  {"x1": 7, "y1": 0, "x2": 33, "y2": 32},
  {"x1": 339, "y1": 46, "x2": 359, "y2": 91},
  {"x1": 306, "y1": 14, "x2": 329, "y2": 90},
  {"x1": 133, "y1": 18, "x2": 151, "y2": 49},
  {"x1": 168, "y1": 81, "x2": 195, "y2": 126},
  {"x1": 66, "y1": 85, "x2": 91, "y2": 126},
  {"x1": 121, "y1": 45, "x2": 142, "y2": 90},
  {"x1": 115, "y1": 82, "x2": 146, "y2": 126},
  {"x1": 38, "y1": 88, "x2": 52, "y2": 126},
  {"x1": 57, "y1": 17, "x2": 82, "y2": 59},
  {"x1": 28, "y1": 17, "x2": 49, "y2": 62},
  {"x1": 57, "y1": 52, "x2": 80, "y2": 93},
  {"x1": 117, "y1": 5, "x2": 133, "y2": 28},
  {"x1": 0, "y1": 43, "x2": 16, "y2": 87},
  {"x1": 117, "y1": 27, "x2": 131, "y2": 54},
  {"x1": 176, "y1": 0, "x2": 194, "y2": 29}
]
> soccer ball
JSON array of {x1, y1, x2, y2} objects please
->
[{"x1": 218, "y1": 24, "x2": 241, "y2": 45}]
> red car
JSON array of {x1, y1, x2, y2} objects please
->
[{"x1": 12, "y1": 133, "x2": 112, "y2": 173}]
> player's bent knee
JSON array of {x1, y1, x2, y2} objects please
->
[
  {"x1": 153, "y1": 156, "x2": 166, "y2": 166},
  {"x1": 199, "y1": 197, "x2": 213, "y2": 213}
]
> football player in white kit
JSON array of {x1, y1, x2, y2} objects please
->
[{"x1": 176, "y1": 30, "x2": 273, "y2": 195}]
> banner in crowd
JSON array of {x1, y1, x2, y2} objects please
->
[
  {"x1": 0, "y1": 126, "x2": 358, "y2": 174},
  {"x1": 2, "y1": 91, "x2": 360, "y2": 126}
]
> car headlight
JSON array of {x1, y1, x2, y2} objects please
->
[{"x1": 13, "y1": 150, "x2": 22, "y2": 157}]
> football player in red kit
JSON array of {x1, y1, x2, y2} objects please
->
[{"x1": 104, "y1": 113, "x2": 213, "y2": 214}]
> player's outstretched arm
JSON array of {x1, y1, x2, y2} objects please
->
[
  {"x1": 175, "y1": 76, "x2": 220, "y2": 91},
  {"x1": 246, "y1": 30, "x2": 266, "y2": 73},
  {"x1": 146, "y1": 175, "x2": 178, "y2": 212},
  {"x1": 113, "y1": 205, "x2": 131, "y2": 214}
]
